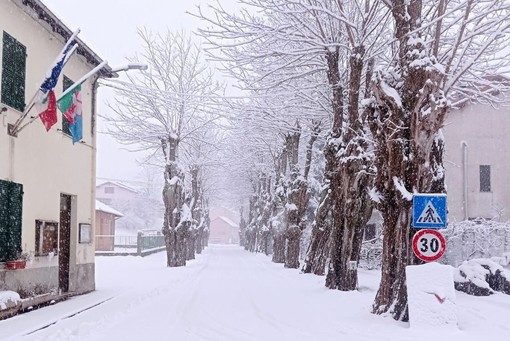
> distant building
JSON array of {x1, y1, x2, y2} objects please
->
[
  {"x1": 96, "y1": 180, "x2": 163, "y2": 233},
  {"x1": 95, "y1": 200, "x2": 123, "y2": 251},
  {"x1": 209, "y1": 216, "x2": 239, "y2": 244},
  {"x1": 96, "y1": 181, "x2": 139, "y2": 206},
  {"x1": 209, "y1": 207, "x2": 239, "y2": 223}
]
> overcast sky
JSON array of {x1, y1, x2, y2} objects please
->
[{"x1": 42, "y1": 0, "x2": 238, "y2": 184}]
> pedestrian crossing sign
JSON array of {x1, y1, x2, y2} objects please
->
[{"x1": 412, "y1": 194, "x2": 447, "y2": 229}]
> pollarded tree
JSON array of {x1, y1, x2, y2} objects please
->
[
  {"x1": 103, "y1": 29, "x2": 224, "y2": 267},
  {"x1": 367, "y1": 0, "x2": 510, "y2": 320}
]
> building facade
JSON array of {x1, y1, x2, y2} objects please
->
[
  {"x1": 96, "y1": 181, "x2": 139, "y2": 206},
  {"x1": 0, "y1": 0, "x2": 113, "y2": 296},
  {"x1": 209, "y1": 216, "x2": 239, "y2": 244},
  {"x1": 95, "y1": 200, "x2": 123, "y2": 252},
  {"x1": 443, "y1": 100, "x2": 510, "y2": 222}
]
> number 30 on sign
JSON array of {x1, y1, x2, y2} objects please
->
[{"x1": 412, "y1": 229, "x2": 446, "y2": 262}]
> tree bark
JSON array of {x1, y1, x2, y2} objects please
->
[
  {"x1": 302, "y1": 187, "x2": 332, "y2": 275},
  {"x1": 162, "y1": 136, "x2": 187, "y2": 267}
]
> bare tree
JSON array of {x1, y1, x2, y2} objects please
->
[{"x1": 104, "y1": 29, "x2": 224, "y2": 267}]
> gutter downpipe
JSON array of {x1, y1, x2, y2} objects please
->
[{"x1": 461, "y1": 141, "x2": 469, "y2": 220}]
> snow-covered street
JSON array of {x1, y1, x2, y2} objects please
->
[{"x1": 1, "y1": 245, "x2": 510, "y2": 341}]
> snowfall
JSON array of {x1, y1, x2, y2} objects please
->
[{"x1": 1, "y1": 245, "x2": 509, "y2": 341}]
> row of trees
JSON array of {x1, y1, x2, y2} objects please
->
[
  {"x1": 195, "y1": 0, "x2": 510, "y2": 321},
  {"x1": 105, "y1": 0, "x2": 510, "y2": 323}
]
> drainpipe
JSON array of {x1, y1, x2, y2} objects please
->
[{"x1": 461, "y1": 141, "x2": 469, "y2": 220}]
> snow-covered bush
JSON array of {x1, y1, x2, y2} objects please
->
[
  {"x1": 454, "y1": 259, "x2": 510, "y2": 296},
  {"x1": 0, "y1": 291, "x2": 21, "y2": 311},
  {"x1": 442, "y1": 219, "x2": 510, "y2": 267}
]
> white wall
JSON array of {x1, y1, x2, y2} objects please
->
[{"x1": 444, "y1": 101, "x2": 510, "y2": 222}]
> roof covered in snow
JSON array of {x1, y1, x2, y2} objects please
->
[
  {"x1": 96, "y1": 181, "x2": 140, "y2": 194},
  {"x1": 212, "y1": 216, "x2": 239, "y2": 228},
  {"x1": 95, "y1": 200, "x2": 123, "y2": 217}
]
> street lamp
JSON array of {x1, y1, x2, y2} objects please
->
[{"x1": 110, "y1": 63, "x2": 148, "y2": 76}]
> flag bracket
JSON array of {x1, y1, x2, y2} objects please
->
[{"x1": 7, "y1": 124, "x2": 18, "y2": 137}]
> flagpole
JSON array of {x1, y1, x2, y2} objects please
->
[
  {"x1": 15, "y1": 60, "x2": 109, "y2": 134},
  {"x1": 9, "y1": 29, "x2": 81, "y2": 135}
]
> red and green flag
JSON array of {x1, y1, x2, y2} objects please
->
[{"x1": 57, "y1": 84, "x2": 83, "y2": 144}]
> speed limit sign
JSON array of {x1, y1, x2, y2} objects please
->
[{"x1": 412, "y1": 229, "x2": 446, "y2": 262}]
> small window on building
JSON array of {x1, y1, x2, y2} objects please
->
[
  {"x1": 62, "y1": 75, "x2": 74, "y2": 136},
  {"x1": 1, "y1": 31, "x2": 26, "y2": 112},
  {"x1": 480, "y1": 165, "x2": 491, "y2": 192},
  {"x1": 364, "y1": 223, "x2": 376, "y2": 241},
  {"x1": 105, "y1": 187, "x2": 115, "y2": 194},
  {"x1": 35, "y1": 220, "x2": 58, "y2": 256}
]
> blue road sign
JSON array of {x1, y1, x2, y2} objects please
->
[{"x1": 412, "y1": 194, "x2": 447, "y2": 229}]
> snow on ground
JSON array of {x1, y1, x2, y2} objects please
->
[{"x1": 1, "y1": 245, "x2": 510, "y2": 340}]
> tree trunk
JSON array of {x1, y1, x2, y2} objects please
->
[
  {"x1": 325, "y1": 45, "x2": 373, "y2": 291},
  {"x1": 272, "y1": 232, "x2": 286, "y2": 263},
  {"x1": 161, "y1": 136, "x2": 186, "y2": 267},
  {"x1": 369, "y1": 1, "x2": 449, "y2": 320},
  {"x1": 303, "y1": 184, "x2": 332, "y2": 275},
  {"x1": 285, "y1": 226, "x2": 301, "y2": 268}
]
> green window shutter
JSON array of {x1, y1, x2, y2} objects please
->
[
  {"x1": 0, "y1": 180, "x2": 23, "y2": 262},
  {"x1": 1, "y1": 31, "x2": 26, "y2": 112},
  {"x1": 62, "y1": 75, "x2": 73, "y2": 135}
]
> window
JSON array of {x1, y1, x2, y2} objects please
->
[
  {"x1": 35, "y1": 220, "x2": 58, "y2": 256},
  {"x1": 105, "y1": 187, "x2": 115, "y2": 194},
  {"x1": 62, "y1": 75, "x2": 73, "y2": 135},
  {"x1": 364, "y1": 223, "x2": 376, "y2": 241},
  {"x1": 0, "y1": 180, "x2": 23, "y2": 262},
  {"x1": 1, "y1": 31, "x2": 26, "y2": 112},
  {"x1": 480, "y1": 165, "x2": 491, "y2": 192}
]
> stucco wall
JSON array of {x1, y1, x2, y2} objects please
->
[
  {"x1": 209, "y1": 218, "x2": 239, "y2": 244},
  {"x1": 0, "y1": 0, "x2": 97, "y2": 293},
  {"x1": 444, "y1": 102, "x2": 510, "y2": 222}
]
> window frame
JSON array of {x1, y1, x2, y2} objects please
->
[
  {"x1": 479, "y1": 164, "x2": 491, "y2": 192},
  {"x1": 35, "y1": 220, "x2": 59, "y2": 257},
  {"x1": 104, "y1": 187, "x2": 115, "y2": 194},
  {"x1": 1, "y1": 31, "x2": 27, "y2": 112}
]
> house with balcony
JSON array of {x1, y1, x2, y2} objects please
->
[{"x1": 0, "y1": 0, "x2": 114, "y2": 299}]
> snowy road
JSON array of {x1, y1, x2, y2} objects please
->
[{"x1": 1, "y1": 245, "x2": 510, "y2": 340}]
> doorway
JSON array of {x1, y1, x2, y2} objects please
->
[{"x1": 59, "y1": 194, "x2": 72, "y2": 293}]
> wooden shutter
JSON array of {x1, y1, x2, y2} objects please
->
[
  {"x1": 0, "y1": 180, "x2": 23, "y2": 261},
  {"x1": 1, "y1": 31, "x2": 26, "y2": 112}
]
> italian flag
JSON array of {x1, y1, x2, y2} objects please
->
[{"x1": 58, "y1": 84, "x2": 83, "y2": 144}]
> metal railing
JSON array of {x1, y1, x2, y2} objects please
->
[{"x1": 95, "y1": 230, "x2": 165, "y2": 256}]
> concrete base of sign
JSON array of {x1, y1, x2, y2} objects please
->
[{"x1": 406, "y1": 262, "x2": 457, "y2": 329}]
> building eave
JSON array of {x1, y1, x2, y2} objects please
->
[{"x1": 16, "y1": 0, "x2": 115, "y2": 78}]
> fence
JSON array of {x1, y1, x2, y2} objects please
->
[
  {"x1": 95, "y1": 229, "x2": 166, "y2": 257},
  {"x1": 441, "y1": 220, "x2": 510, "y2": 267}
]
